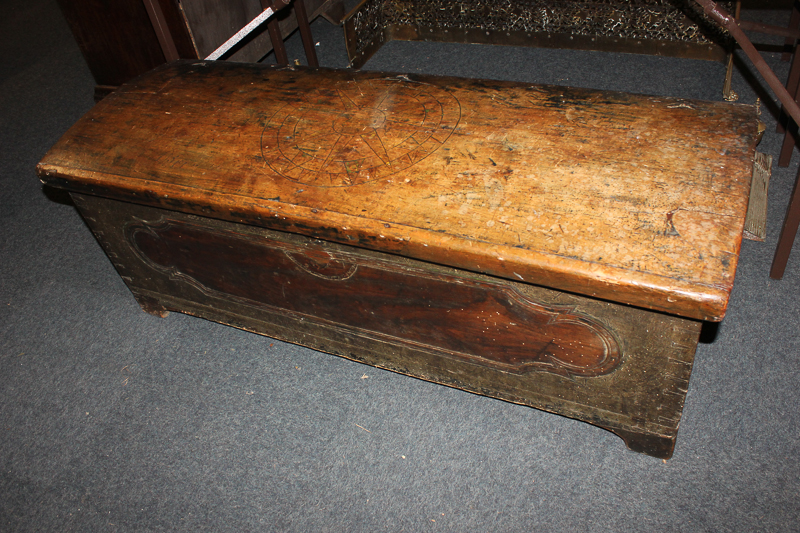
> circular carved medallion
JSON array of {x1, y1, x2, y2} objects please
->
[{"x1": 261, "y1": 78, "x2": 461, "y2": 187}]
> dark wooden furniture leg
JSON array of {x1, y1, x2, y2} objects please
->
[
  {"x1": 294, "y1": 0, "x2": 319, "y2": 66},
  {"x1": 142, "y1": 0, "x2": 180, "y2": 62},
  {"x1": 783, "y1": 1, "x2": 800, "y2": 62},
  {"x1": 771, "y1": 3, "x2": 800, "y2": 276},
  {"x1": 770, "y1": 167, "x2": 800, "y2": 279},
  {"x1": 263, "y1": 1, "x2": 290, "y2": 65},
  {"x1": 779, "y1": 40, "x2": 800, "y2": 166},
  {"x1": 777, "y1": 3, "x2": 800, "y2": 164},
  {"x1": 263, "y1": 0, "x2": 319, "y2": 66}
]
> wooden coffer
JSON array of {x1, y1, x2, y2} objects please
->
[{"x1": 37, "y1": 61, "x2": 760, "y2": 459}]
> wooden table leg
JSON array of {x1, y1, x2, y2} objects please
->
[
  {"x1": 778, "y1": 43, "x2": 800, "y2": 166},
  {"x1": 142, "y1": 0, "x2": 180, "y2": 63},
  {"x1": 783, "y1": 1, "x2": 800, "y2": 62},
  {"x1": 771, "y1": 166, "x2": 800, "y2": 278},
  {"x1": 263, "y1": 0, "x2": 290, "y2": 65},
  {"x1": 294, "y1": 0, "x2": 319, "y2": 66}
]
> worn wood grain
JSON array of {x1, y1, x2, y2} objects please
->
[{"x1": 37, "y1": 60, "x2": 759, "y2": 321}]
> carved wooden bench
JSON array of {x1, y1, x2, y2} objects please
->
[
  {"x1": 343, "y1": 0, "x2": 736, "y2": 68},
  {"x1": 342, "y1": 0, "x2": 738, "y2": 99},
  {"x1": 37, "y1": 60, "x2": 760, "y2": 458}
]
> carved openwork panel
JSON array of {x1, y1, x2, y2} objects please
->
[{"x1": 346, "y1": 0, "x2": 733, "y2": 66}]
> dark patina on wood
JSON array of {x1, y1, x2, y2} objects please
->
[{"x1": 38, "y1": 61, "x2": 760, "y2": 458}]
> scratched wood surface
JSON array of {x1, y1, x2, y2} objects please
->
[{"x1": 37, "y1": 60, "x2": 759, "y2": 321}]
